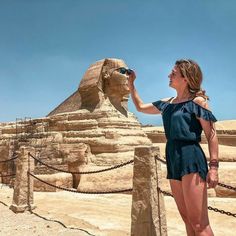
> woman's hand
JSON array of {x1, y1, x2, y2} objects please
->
[
  {"x1": 206, "y1": 168, "x2": 219, "y2": 188},
  {"x1": 127, "y1": 70, "x2": 136, "y2": 90}
]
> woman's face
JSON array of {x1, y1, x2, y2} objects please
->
[{"x1": 168, "y1": 65, "x2": 187, "y2": 90}]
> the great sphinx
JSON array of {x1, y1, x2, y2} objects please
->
[{"x1": 0, "y1": 58, "x2": 152, "y2": 191}]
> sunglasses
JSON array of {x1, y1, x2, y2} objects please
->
[{"x1": 118, "y1": 67, "x2": 133, "y2": 75}]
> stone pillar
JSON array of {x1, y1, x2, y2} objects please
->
[
  {"x1": 10, "y1": 146, "x2": 35, "y2": 213},
  {"x1": 131, "y1": 146, "x2": 167, "y2": 236}
]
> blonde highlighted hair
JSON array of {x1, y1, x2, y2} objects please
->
[{"x1": 175, "y1": 59, "x2": 209, "y2": 100}]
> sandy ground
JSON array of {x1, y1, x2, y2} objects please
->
[{"x1": 0, "y1": 184, "x2": 236, "y2": 236}]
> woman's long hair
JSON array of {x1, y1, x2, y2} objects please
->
[{"x1": 175, "y1": 59, "x2": 209, "y2": 100}]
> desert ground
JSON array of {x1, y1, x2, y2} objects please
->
[{"x1": 1, "y1": 183, "x2": 236, "y2": 236}]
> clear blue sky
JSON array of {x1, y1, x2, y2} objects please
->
[{"x1": 0, "y1": 0, "x2": 235, "y2": 125}]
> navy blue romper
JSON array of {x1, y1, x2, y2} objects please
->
[{"x1": 152, "y1": 98, "x2": 217, "y2": 181}]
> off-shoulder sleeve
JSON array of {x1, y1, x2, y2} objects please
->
[
  {"x1": 192, "y1": 102, "x2": 217, "y2": 122},
  {"x1": 152, "y1": 100, "x2": 167, "y2": 112}
]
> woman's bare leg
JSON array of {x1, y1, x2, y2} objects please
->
[
  {"x1": 169, "y1": 179, "x2": 195, "y2": 236},
  {"x1": 182, "y1": 173, "x2": 214, "y2": 236}
]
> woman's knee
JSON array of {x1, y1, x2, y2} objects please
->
[{"x1": 189, "y1": 220, "x2": 209, "y2": 233}]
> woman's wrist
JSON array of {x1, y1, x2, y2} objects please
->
[
  {"x1": 209, "y1": 166, "x2": 218, "y2": 171},
  {"x1": 208, "y1": 159, "x2": 219, "y2": 169}
]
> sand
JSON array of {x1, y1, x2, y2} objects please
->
[{"x1": 1, "y1": 183, "x2": 236, "y2": 236}]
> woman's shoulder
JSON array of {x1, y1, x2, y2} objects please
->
[
  {"x1": 192, "y1": 96, "x2": 210, "y2": 111},
  {"x1": 160, "y1": 97, "x2": 174, "y2": 103}
]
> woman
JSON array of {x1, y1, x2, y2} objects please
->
[{"x1": 127, "y1": 59, "x2": 219, "y2": 236}]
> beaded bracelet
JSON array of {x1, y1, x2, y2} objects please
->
[{"x1": 209, "y1": 160, "x2": 219, "y2": 168}]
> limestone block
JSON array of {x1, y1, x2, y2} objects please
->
[
  {"x1": 53, "y1": 133, "x2": 63, "y2": 143},
  {"x1": 215, "y1": 162, "x2": 236, "y2": 197},
  {"x1": 10, "y1": 146, "x2": 35, "y2": 213},
  {"x1": 92, "y1": 151, "x2": 134, "y2": 165},
  {"x1": 0, "y1": 144, "x2": 10, "y2": 160},
  {"x1": 77, "y1": 164, "x2": 133, "y2": 193},
  {"x1": 63, "y1": 130, "x2": 104, "y2": 138},
  {"x1": 97, "y1": 117, "x2": 141, "y2": 129},
  {"x1": 63, "y1": 137, "x2": 151, "y2": 154},
  {"x1": 65, "y1": 143, "x2": 92, "y2": 188},
  {"x1": 131, "y1": 146, "x2": 167, "y2": 236},
  {"x1": 49, "y1": 120, "x2": 98, "y2": 132},
  {"x1": 106, "y1": 128, "x2": 147, "y2": 137},
  {"x1": 201, "y1": 144, "x2": 236, "y2": 162},
  {"x1": 38, "y1": 144, "x2": 64, "y2": 163},
  {"x1": 216, "y1": 134, "x2": 236, "y2": 146},
  {"x1": 33, "y1": 173, "x2": 73, "y2": 192},
  {"x1": 67, "y1": 110, "x2": 105, "y2": 121},
  {"x1": 216, "y1": 120, "x2": 236, "y2": 131},
  {"x1": 142, "y1": 126, "x2": 166, "y2": 143}
]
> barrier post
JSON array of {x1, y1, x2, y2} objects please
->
[
  {"x1": 10, "y1": 146, "x2": 35, "y2": 213},
  {"x1": 131, "y1": 146, "x2": 167, "y2": 236}
]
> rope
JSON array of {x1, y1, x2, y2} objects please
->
[
  {"x1": 29, "y1": 153, "x2": 133, "y2": 174},
  {"x1": 28, "y1": 172, "x2": 133, "y2": 194},
  {"x1": 155, "y1": 156, "x2": 167, "y2": 165},
  {"x1": 0, "y1": 155, "x2": 18, "y2": 163},
  {"x1": 155, "y1": 156, "x2": 236, "y2": 192},
  {"x1": 0, "y1": 174, "x2": 15, "y2": 178},
  {"x1": 217, "y1": 182, "x2": 236, "y2": 192},
  {"x1": 157, "y1": 187, "x2": 236, "y2": 218}
]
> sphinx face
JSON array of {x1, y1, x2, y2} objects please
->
[{"x1": 104, "y1": 68, "x2": 130, "y2": 97}]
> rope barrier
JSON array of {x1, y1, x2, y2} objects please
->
[
  {"x1": 29, "y1": 171, "x2": 236, "y2": 217},
  {"x1": 29, "y1": 153, "x2": 133, "y2": 174},
  {"x1": 155, "y1": 156, "x2": 236, "y2": 192},
  {"x1": 155, "y1": 156, "x2": 167, "y2": 165},
  {"x1": 0, "y1": 174, "x2": 15, "y2": 178},
  {"x1": 0, "y1": 154, "x2": 17, "y2": 178},
  {"x1": 28, "y1": 172, "x2": 133, "y2": 194},
  {"x1": 0, "y1": 154, "x2": 18, "y2": 163},
  {"x1": 217, "y1": 182, "x2": 236, "y2": 192},
  {"x1": 157, "y1": 187, "x2": 236, "y2": 218}
]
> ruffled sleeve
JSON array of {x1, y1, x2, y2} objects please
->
[
  {"x1": 152, "y1": 100, "x2": 167, "y2": 112},
  {"x1": 191, "y1": 102, "x2": 217, "y2": 122}
]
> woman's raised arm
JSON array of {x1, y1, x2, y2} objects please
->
[{"x1": 127, "y1": 71, "x2": 161, "y2": 114}]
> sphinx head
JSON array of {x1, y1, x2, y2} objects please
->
[
  {"x1": 78, "y1": 58, "x2": 130, "y2": 115},
  {"x1": 48, "y1": 58, "x2": 131, "y2": 117}
]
